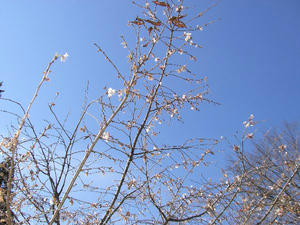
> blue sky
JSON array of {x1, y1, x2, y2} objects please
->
[
  {"x1": 1, "y1": 0, "x2": 300, "y2": 156},
  {"x1": 0, "y1": 1, "x2": 299, "y2": 223}
]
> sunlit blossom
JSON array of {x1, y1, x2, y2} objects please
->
[
  {"x1": 121, "y1": 41, "x2": 127, "y2": 48},
  {"x1": 176, "y1": 5, "x2": 183, "y2": 12},
  {"x1": 196, "y1": 25, "x2": 203, "y2": 31},
  {"x1": 184, "y1": 32, "x2": 192, "y2": 42},
  {"x1": 249, "y1": 114, "x2": 254, "y2": 120},
  {"x1": 107, "y1": 88, "x2": 116, "y2": 97},
  {"x1": 243, "y1": 121, "x2": 249, "y2": 128},
  {"x1": 102, "y1": 132, "x2": 110, "y2": 142},
  {"x1": 247, "y1": 133, "x2": 254, "y2": 139},
  {"x1": 60, "y1": 52, "x2": 69, "y2": 62}
]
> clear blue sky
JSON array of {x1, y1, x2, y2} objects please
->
[
  {"x1": 1, "y1": 0, "x2": 300, "y2": 152},
  {"x1": 0, "y1": 1, "x2": 299, "y2": 223}
]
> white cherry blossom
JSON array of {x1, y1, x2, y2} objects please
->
[
  {"x1": 107, "y1": 88, "x2": 116, "y2": 97},
  {"x1": 60, "y1": 52, "x2": 69, "y2": 62}
]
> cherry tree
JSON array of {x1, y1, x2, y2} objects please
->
[{"x1": 0, "y1": 1, "x2": 272, "y2": 224}]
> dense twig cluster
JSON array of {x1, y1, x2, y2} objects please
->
[
  {"x1": 0, "y1": 158, "x2": 13, "y2": 224},
  {"x1": 227, "y1": 122, "x2": 300, "y2": 224}
]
